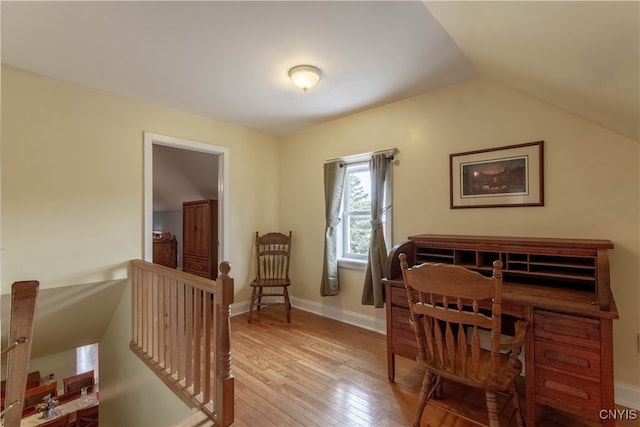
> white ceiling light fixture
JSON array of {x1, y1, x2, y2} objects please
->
[{"x1": 288, "y1": 65, "x2": 321, "y2": 92}]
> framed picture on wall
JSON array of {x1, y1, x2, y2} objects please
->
[{"x1": 450, "y1": 141, "x2": 544, "y2": 209}]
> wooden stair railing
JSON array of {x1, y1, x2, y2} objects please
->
[
  {"x1": 1, "y1": 281, "x2": 39, "y2": 427},
  {"x1": 130, "y1": 260, "x2": 234, "y2": 426}
]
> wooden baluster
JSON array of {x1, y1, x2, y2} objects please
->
[
  {"x1": 128, "y1": 260, "x2": 234, "y2": 425},
  {"x1": 216, "y1": 262, "x2": 235, "y2": 427},
  {"x1": 177, "y1": 280, "x2": 186, "y2": 382}
]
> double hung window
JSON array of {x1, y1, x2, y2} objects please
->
[{"x1": 338, "y1": 161, "x2": 392, "y2": 268}]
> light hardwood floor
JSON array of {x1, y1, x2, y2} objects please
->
[{"x1": 231, "y1": 308, "x2": 638, "y2": 427}]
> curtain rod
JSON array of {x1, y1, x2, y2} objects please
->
[{"x1": 324, "y1": 147, "x2": 398, "y2": 166}]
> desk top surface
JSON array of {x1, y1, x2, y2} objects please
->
[{"x1": 408, "y1": 234, "x2": 614, "y2": 249}]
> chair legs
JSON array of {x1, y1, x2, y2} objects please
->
[
  {"x1": 410, "y1": 377, "x2": 524, "y2": 427},
  {"x1": 248, "y1": 286, "x2": 257, "y2": 322},
  {"x1": 256, "y1": 287, "x2": 263, "y2": 311},
  {"x1": 411, "y1": 370, "x2": 438, "y2": 427},
  {"x1": 283, "y1": 286, "x2": 291, "y2": 323},
  {"x1": 485, "y1": 390, "x2": 500, "y2": 427},
  {"x1": 510, "y1": 384, "x2": 525, "y2": 427},
  {"x1": 248, "y1": 286, "x2": 291, "y2": 323},
  {"x1": 485, "y1": 385, "x2": 525, "y2": 427}
]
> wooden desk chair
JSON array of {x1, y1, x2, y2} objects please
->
[
  {"x1": 248, "y1": 231, "x2": 292, "y2": 323},
  {"x1": 63, "y1": 370, "x2": 95, "y2": 394},
  {"x1": 75, "y1": 404, "x2": 99, "y2": 427},
  {"x1": 399, "y1": 254, "x2": 527, "y2": 427},
  {"x1": 22, "y1": 381, "x2": 57, "y2": 416},
  {"x1": 1, "y1": 370, "x2": 40, "y2": 398},
  {"x1": 57, "y1": 383, "x2": 95, "y2": 403},
  {"x1": 40, "y1": 413, "x2": 70, "y2": 427},
  {"x1": 26, "y1": 371, "x2": 42, "y2": 389}
]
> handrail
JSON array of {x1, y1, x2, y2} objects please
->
[
  {"x1": 0, "y1": 337, "x2": 29, "y2": 355},
  {"x1": 1, "y1": 281, "x2": 39, "y2": 427},
  {"x1": 129, "y1": 260, "x2": 234, "y2": 426},
  {"x1": 0, "y1": 401, "x2": 21, "y2": 419}
]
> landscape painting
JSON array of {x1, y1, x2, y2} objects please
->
[
  {"x1": 450, "y1": 141, "x2": 544, "y2": 208},
  {"x1": 461, "y1": 156, "x2": 528, "y2": 197}
]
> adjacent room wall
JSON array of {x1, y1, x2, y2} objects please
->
[
  {"x1": 279, "y1": 77, "x2": 640, "y2": 392},
  {"x1": 1, "y1": 348, "x2": 76, "y2": 387}
]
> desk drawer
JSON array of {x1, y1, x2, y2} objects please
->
[
  {"x1": 535, "y1": 340, "x2": 600, "y2": 379},
  {"x1": 392, "y1": 306, "x2": 412, "y2": 330},
  {"x1": 391, "y1": 306, "x2": 418, "y2": 358},
  {"x1": 390, "y1": 286, "x2": 409, "y2": 308},
  {"x1": 391, "y1": 308, "x2": 416, "y2": 345},
  {"x1": 534, "y1": 310, "x2": 600, "y2": 350},
  {"x1": 535, "y1": 367, "x2": 601, "y2": 418}
]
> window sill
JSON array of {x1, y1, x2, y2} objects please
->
[{"x1": 338, "y1": 258, "x2": 367, "y2": 271}]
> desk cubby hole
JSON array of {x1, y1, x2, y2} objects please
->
[
  {"x1": 415, "y1": 247, "x2": 454, "y2": 264},
  {"x1": 507, "y1": 253, "x2": 529, "y2": 272},
  {"x1": 529, "y1": 254, "x2": 596, "y2": 269},
  {"x1": 454, "y1": 250, "x2": 477, "y2": 267},
  {"x1": 528, "y1": 254, "x2": 596, "y2": 282},
  {"x1": 477, "y1": 251, "x2": 503, "y2": 270}
]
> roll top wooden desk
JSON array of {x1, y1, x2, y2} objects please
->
[{"x1": 383, "y1": 234, "x2": 618, "y2": 427}]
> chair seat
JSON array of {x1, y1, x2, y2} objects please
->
[
  {"x1": 420, "y1": 347, "x2": 523, "y2": 391},
  {"x1": 251, "y1": 278, "x2": 290, "y2": 287},
  {"x1": 251, "y1": 292, "x2": 287, "y2": 297}
]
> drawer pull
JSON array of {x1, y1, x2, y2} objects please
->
[
  {"x1": 544, "y1": 350, "x2": 590, "y2": 368},
  {"x1": 544, "y1": 379, "x2": 590, "y2": 400},
  {"x1": 543, "y1": 323, "x2": 590, "y2": 339}
]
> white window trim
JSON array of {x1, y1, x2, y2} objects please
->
[
  {"x1": 338, "y1": 257, "x2": 368, "y2": 270},
  {"x1": 338, "y1": 160, "x2": 370, "y2": 271},
  {"x1": 333, "y1": 148, "x2": 396, "y2": 271}
]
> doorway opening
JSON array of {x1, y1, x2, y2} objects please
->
[{"x1": 143, "y1": 132, "x2": 229, "y2": 270}]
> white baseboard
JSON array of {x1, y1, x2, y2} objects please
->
[
  {"x1": 289, "y1": 296, "x2": 387, "y2": 335},
  {"x1": 616, "y1": 381, "x2": 640, "y2": 410},
  {"x1": 230, "y1": 296, "x2": 386, "y2": 335},
  {"x1": 231, "y1": 297, "x2": 639, "y2": 409}
]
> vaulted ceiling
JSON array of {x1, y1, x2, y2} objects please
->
[{"x1": 2, "y1": 1, "x2": 638, "y2": 141}]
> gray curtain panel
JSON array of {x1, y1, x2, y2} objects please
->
[
  {"x1": 320, "y1": 160, "x2": 346, "y2": 296},
  {"x1": 362, "y1": 153, "x2": 389, "y2": 307}
]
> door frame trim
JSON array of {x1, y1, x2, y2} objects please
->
[{"x1": 143, "y1": 132, "x2": 229, "y2": 266}]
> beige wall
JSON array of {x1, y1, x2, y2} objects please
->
[
  {"x1": 2, "y1": 66, "x2": 638, "y2": 423},
  {"x1": 1, "y1": 66, "x2": 280, "y2": 296},
  {"x1": 280, "y1": 77, "x2": 640, "y2": 389},
  {"x1": 1, "y1": 66, "x2": 281, "y2": 425}
]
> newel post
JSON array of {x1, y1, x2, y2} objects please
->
[{"x1": 215, "y1": 261, "x2": 235, "y2": 427}]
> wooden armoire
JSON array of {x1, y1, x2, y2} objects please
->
[{"x1": 182, "y1": 199, "x2": 218, "y2": 279}]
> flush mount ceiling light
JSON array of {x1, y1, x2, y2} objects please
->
[{"x1": 288, "y1": 65, "x2": 321, "y2": 92}]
